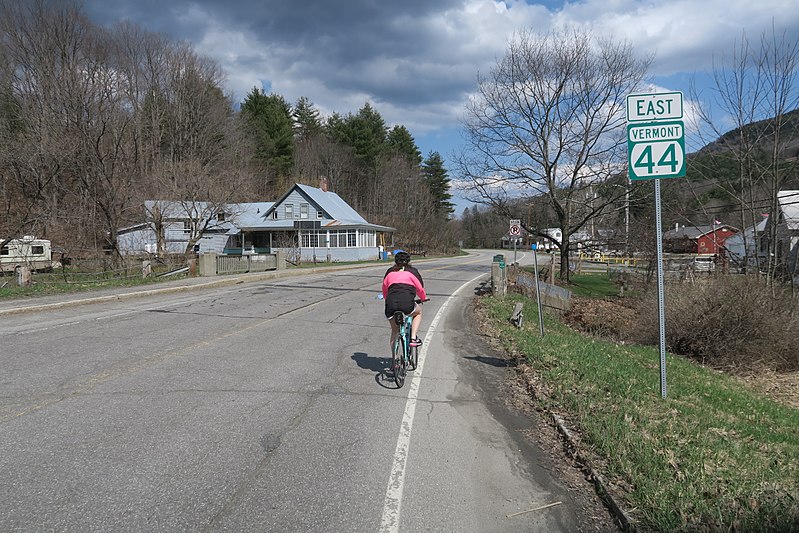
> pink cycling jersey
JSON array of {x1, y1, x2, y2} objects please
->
[{"x1": 382, "y1": 269, "x2": 426, "y2": 300}]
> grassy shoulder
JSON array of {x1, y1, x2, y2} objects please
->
[
  {"x1": 0, "y1": 271, "x2": 190, "y2": 300},
  {"x1": 479, "y1": 293, "x2": 799, "y2": 531}
]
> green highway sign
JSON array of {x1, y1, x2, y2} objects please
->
[
  {"x1": 627, "y1": 120, "x2": 686, "y2": 180},
  {"x1": 625, "y1": 91, "x2": 686, "y2": 398}
]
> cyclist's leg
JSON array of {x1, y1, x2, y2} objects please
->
[
  {"x1": 409, "y1": 303, "x2": 422, "y2": 343},
  {"x1": 388, "y1": 316, "x2": 400, "y2": 354}
]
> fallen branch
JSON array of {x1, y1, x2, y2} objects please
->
[{"x1": 506, "y1": 501, "x2": 562, "y2": 518}]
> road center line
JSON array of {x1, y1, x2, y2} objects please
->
[{"x1": 379, "y1": 271, "x2": 488, "y2": 533}]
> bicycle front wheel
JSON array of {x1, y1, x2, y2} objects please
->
[
  {"x1": 392, "y1": 336, "x2": 406, "y2": 388},
  {"x1": 408, "y1": 344, "x2": 418, "y2": 371}
]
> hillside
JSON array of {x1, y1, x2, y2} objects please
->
[
  {"x1": 697, "y1": 108, "x2": 799, "y2": 160},
  {"x1": 659, "y1": 109, "x2": 799, "y2": 227}
]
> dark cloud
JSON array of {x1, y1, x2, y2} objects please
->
[
  {"x1": 80, "y1": 0, "x2": 799, "y2": 145},
  {"x1": 83, "y1": 0, "x2": 479, "y2": 116}
]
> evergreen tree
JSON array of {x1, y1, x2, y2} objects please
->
[
  {"x1": 239, "y1": 88, "x2": 294, "y2": 193},
  {"x1": 386, "y1": 125, "x2": 422, "y2": 166},
  {"x1": 292, "y1": 96, "x2": 322, "y2": 140},
  {"x1": 422, "y1": 151, "x2": 455, "y2": 218},
  {"x1": 348, "y1": 102, "x2": 388, "y2": 170},
  {"x1": 322, "y1": 102, "x2": 388, "y2": 169}
]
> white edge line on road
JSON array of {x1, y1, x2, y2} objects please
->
[{"x1": 379, "y1": 271, "x2": 489, "y2": 533}]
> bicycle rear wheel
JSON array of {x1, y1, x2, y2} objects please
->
[{"x1": 392, "y1": 335, "x2": 406, "y2": 388}]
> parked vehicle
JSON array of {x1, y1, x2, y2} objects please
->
[{"x1": 0, "y1": 237, "x2": 58, "y2": 274}]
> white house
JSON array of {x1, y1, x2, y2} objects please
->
[
  {"x1": 772, "y1": 190, "x2": 799, "y2": 280},
  {"x1": 725, "y1": 215, "x2": 769, "y2": 273},
  {"x1": 117, "y1": 182, "x2": 395, "y2": 262}
]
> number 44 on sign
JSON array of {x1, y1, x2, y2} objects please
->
[
  {"x1": 626, "y1": 92, "x2": 686, "y2": 181},
  {"x1": 627, "y1": 121, "x2": 686, "y2": 180}
]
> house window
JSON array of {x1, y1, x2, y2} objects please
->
[
  {"x1": 301, "y1": 231, "x2": 320, "y2": 247},
  {"x1": 300, "y1": 203, "x2": 309, "y2": 219},
  {"x1": 285, "y1": 204, "x2": 293, "y2": 218},
  {"x1": 32, "y1": 246, "x2": 44, "y2": 255},
  {"x1": 0, "y1": 246, "x2": 8, "y2": 256},
  {"x1": 328, "y1": 230, "x2": 356, "y2": 247},
  {"x1": 272, "y1": 210, "x2": 278, "y2": 220},
  {"x1": 317, "y1": 210, "x2": 324, "y2": 219},
  {"x1": 357, "y1": 230, "x2": 376, "y2": 247},
  {"x1": 217, "y1": 212, "x2": 226, "y2": 222},
  {"x1": 183, "y1": 220, "x2": 192, "y2": 233}
]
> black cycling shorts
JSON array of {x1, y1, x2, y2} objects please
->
[{"x1": 384, "y1": 291, "x2": 416, "y2": 318}]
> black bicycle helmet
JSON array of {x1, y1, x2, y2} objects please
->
[{"x1": 394, "y1": 250, "x2": 411, "y2": 265}]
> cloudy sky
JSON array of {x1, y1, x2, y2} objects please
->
[{"x1": 82, "y1": 0, "x2": 799, "y2": 210}]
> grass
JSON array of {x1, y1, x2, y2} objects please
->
[
  {"x1": 566, "y1": 273, "x2": 619, "y2": 298},
  {"x1": 1, "y1": 252, "x2": 459, "y2": 299},
  {"x1": 480, "y1": 294, "x2": 799, "y2": 532},
  {"x1": 0, "y1": 269, "x2": 189, "y2": 300}
]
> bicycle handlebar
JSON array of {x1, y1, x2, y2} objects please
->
[{"x1": 415, "y1": 298, "x2": 430, "y2": 304}]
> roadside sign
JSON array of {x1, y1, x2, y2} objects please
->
[
  {"x1": 626, "y1": 90, "x2": 683, "y2": 398},
  {"x1": 627, "y1": 121, "x2": 686, "y2": 180},
  {"x1": 627, "y1": 92, "x2": 683, "y2": 122},
  {"x1": 509, "y1": 219, "x2": 521, "y2": 236}
]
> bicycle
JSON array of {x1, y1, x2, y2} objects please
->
[{"x1": 390, "y1": 298, "x2": 428, "y2": 388}]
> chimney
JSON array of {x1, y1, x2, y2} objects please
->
[{"x1": 319, "y1": 176, "x2": 328, "y2": 192}]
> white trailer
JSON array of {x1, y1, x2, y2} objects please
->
[{"x1": 0, "y1": 237, "x2": 56, "y2": 274}]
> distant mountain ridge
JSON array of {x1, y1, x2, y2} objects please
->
[{"x1": 696, "y1": 108, "x2": 799, "y2": 160}]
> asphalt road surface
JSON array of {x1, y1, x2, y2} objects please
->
[{"x1": 0, "y1": 250, "x2": 602, "y2": 532}]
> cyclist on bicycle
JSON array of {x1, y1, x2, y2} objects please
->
[{"x1": 382, "y1": 251, "x2": 426, "y2": 352}]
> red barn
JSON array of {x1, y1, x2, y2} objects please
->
[{"x1": 663, "y1": 224, "x2": 738, "y2": 254}]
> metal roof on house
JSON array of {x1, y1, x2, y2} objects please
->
[
  {"x1": 254, "y1": 183, "x2": 393, "y2": 231},
  {"x1": 663, "y1": 224, "x2": 735, "y2": 240},
  {"x1": 234, "y1": 202, "x2": 274, "y2": 228},
  {"x1": 294, "y1": 183, "x2": 369, "y2": 225},
  {"x1": 138, "y1": 185, "x2": 394, "y2": 234},
  {"x1": 778, "y1": 190, "x2": 799, "y2": 230}
]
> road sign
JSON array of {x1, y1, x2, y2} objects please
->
[
  {"x1": 627, "y1": 92, "x2": 683, "y2": 122},
  {"x1": 626, "y1": 90, "x2": 682, "y2": 398},
  {"x1": 509, "y1": 219, "x2": 521, "y2": 236},
  {"x1": 627, "y1": 121, "x2": 686, "y2": 180}
]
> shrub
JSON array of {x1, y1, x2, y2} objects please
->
[
  {"x1": 630, "y1": 275, "x2": 799, "y2": 371},
  {"x1": 563, "y1": 296, "x2": 637, "y2": 339}
]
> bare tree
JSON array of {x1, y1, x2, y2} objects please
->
[
  {"x1": 0, "y1": 1, "x2": 84, "y2": 249},
  {"x1": 455, "y1": 26, "x2": 650, "y2": 281},
  {"x1": 690, "y1": 27, "x2": 799, "y2": 281}
]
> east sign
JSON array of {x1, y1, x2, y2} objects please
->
[{"x1": 626, "y1": 92, "x2": 686, "y2": 181}]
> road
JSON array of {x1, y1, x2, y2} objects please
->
[{"x1": 0, "y1": 250, "x2": 600, "y2": 532}]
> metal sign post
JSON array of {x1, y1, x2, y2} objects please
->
[
  {"x1": 627, "y1": 92, "x2": 686, "y2": 399},
  {"x1": 531, "y1": 244, "x2": 545, "y2": 337},
  {"x1": 509, "y1": 219, "x2": 521, "y2": 264},
  {"x1": 654, "y1": 179, "x2": 667, "y2": 398}
]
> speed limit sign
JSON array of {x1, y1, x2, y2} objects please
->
[{"x1": 509, "y1": 219, "x2": 521, "y2": 236}]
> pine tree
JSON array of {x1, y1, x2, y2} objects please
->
[
  {"x1": 422, "y1": 151, "x2": 455, "y2": 218},
  {"x1": 239, "y1": 88, "x2": 295, "y2": 193},
  {"x1": 386, "y1": 125, "x2": 422, "y2": 166},
  {"x1": 292, "y1": 96, "x2": 322, "y2": 140}
]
